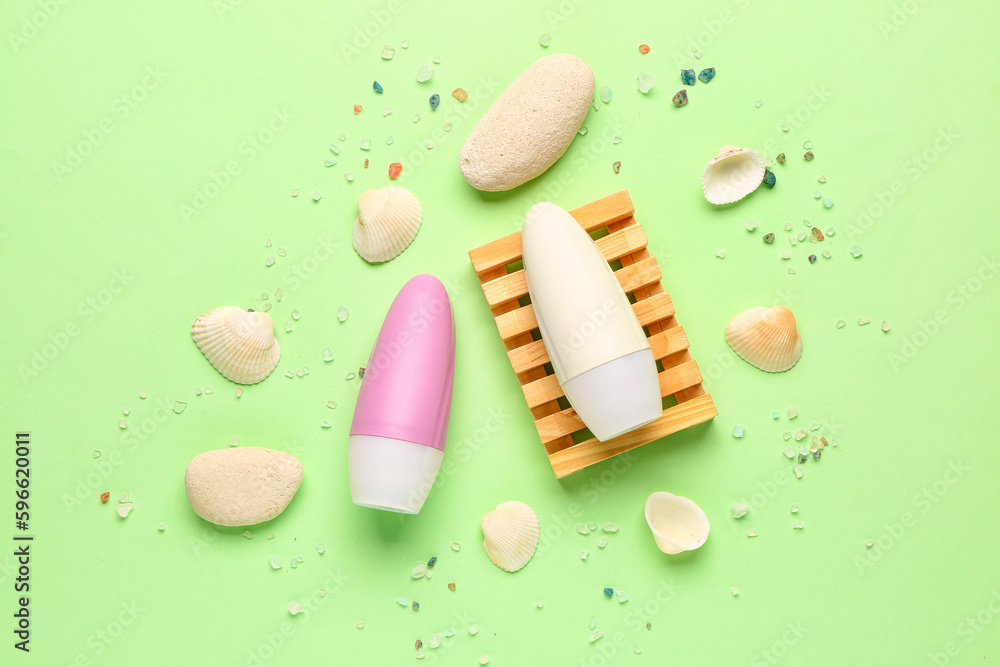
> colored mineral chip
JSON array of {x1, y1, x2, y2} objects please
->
[
  {"x1": 681, "y1": 68, "x2": 696, "y2": 85},
  {"x1": 452, "y1": 88, "x2": 468, "y2": 101},
  {"x1": 612, "y1": 161, "x2": 621, "y2": 174},
  {"x1": 762, "y1": 169, "x2": 776, "y2": 187},
  {"x1": 373, "y1": 81, "x2": 383, "y2": 94},
  {"x1": 429, "y1": 93, "x2": 440, "y2": 110},
  {"x1": 672, "y1": 89, "x2": 688, "y2": 106},
  {"x1": 776, "y1": 153, "x2": 786, "y2": 163},
  {"x1": 639, "y1": 43, "x2": 650, "y2": 54},
  {"x1": 698, "y1": 67, "x2": 716, "y2": 83},
  {"x1": 763, "y1": 233, "x2": 775, "y2": 244},
  {"x1": 388, "y1": 163, "x2": 403, "y2": 179},
  {"x1": 804, "y1": 150, "x2": 814, "y2": 161},
  {"x1": 353, "y1": 104, "x2": 362, "y2": 115}
]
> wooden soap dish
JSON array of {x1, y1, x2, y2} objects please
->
[{"x1": 468, "y1": 190, "x2": 717, "y2": 478}]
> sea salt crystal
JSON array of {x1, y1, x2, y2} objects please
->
[
  {"x1": 732, "y1": 425, "x2": 745, "y2": 438},
  {"x1": 636, "y1": 72, "x2": 655, "y2": 94},
  {"x1": 732, "y1": 503, "x2": 748, "y2": 519}
]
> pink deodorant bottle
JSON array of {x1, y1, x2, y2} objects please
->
[{"x1": 349, "y1": 274, "x2": 455, "y2": 513}]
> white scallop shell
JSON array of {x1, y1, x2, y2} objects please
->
[
  {"x1": 726, "y1": 306, "x2": 802, "y2": 372},
  {"x1": 352, "y1": 186, "x2": 422, "y2": 263},
  {"x1": 481, "y1": 501, "x2": 539, "y2": 572},
  {"x1": 191, "y1": 306, "x2": 280, "y2": 384},
  {"x1": 644, "y1": 492, "x2": 710, "y2": 554},
  {"x1": 701, "y1": 145, "x2": 765, "y2": 205}
]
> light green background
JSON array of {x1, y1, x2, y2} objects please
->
[{"x1": 2, "y1": 1, "x2": 999, "y2": 665}]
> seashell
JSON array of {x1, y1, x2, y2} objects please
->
[
  {"x1": 352, "y1": 186, "x2": 422, "y2": 263},
  {"x1": 481, "y1": 501, "x2": 539, "y2": 572},
  {"x1": 191, "y1": 306, "x2": 280, "y2": 384},
  {"x1": 701, "y1": 145, "x2": 765, "y2": 205},
  {"x1": 644, "y1": 492, "x2": 710, "y2": 554},
  {"x1": 725, "y1": 306, "x2": 802, "y2": 372}
]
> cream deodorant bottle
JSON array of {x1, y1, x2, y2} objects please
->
[
  {"x1": 349, "y1": 274, "x2": 455, "y2": 513},
  {"x1": 522, "y1": 202, "x2": 661, "y2": 441}
]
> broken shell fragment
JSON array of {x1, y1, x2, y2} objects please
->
[
  {"x1": 725, "y1": 306, "x2": 802, "y2": 373},
  {"x1": 192, "y1": 307, "x2": 280, "y2": 384},
  {"x1": 644, "y1": 492, "x2": 710, "y2": 554},
  {"x1": 481, "y1": 501, "x2": 539, "y2": 572},
  {"x1": 701, "y1": 145, "x2": 765, "y2": 205},
  {"x1": 352, "y1": 186, "x2": 422, "y2": 263}
]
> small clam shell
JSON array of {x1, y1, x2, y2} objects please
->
[
  {"x1": 352, "y1": 186, "x2": 422, "y2": 263},
  {"x1": 644, "y1": 492, "x2": 710, "y2": 554},
  {"x1": 191, "y1": 307, "x2": 280, "y2": 384},
  {"x1": 701, "y1": 145, "x2": 765, "y2": 205},
  {"x1": 481, "y1": 501, "x2": 539, "y2": 572},
  {"x1": 726, "y1": 306, "x2": 802, "y2": 372}
]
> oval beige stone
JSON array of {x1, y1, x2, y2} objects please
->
[
  {"x1": 185, "y1": 447, "x2": 303, "y2": 526},
  {"x1": 460, "y1": 54, "x2": 595, "y2": 192}
]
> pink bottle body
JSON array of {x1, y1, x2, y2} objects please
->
[{"x1": 349, "y1": 274, "x2": 455, "y2": 513}]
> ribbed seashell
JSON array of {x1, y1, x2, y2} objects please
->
[
  {"x1": 644, "y1": 492, "x2": 710, "y2": 554},
  {"x1": 191, "y1": 307, "x2": 280, "y2": 384},
  {"x1": 701, "y1": 145, "x2": 765, "y2": 205},
  {"x1": 481, "y1": 501, "x2": 539, "y2": 572},
  {"x1": 725, "y1": 306, "x2": 802, "y2": 372},
  {"x1": 352, "y1": 186, "x2": 422, "y2": 263}
]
